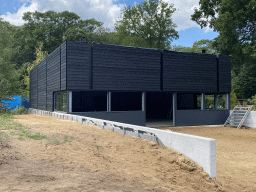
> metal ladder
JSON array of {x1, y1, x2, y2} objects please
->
[{"x1": 224, "y1": 105, "x2": 254, "y2": 128}]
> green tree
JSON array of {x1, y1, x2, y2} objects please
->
[
  {"x1": 191, "y1": 0, "x2": 256, "y2": 76},
  {"x1": 0, "y1": 17, "x2": 24, "y2": 97},
  {"x1": 89, "y1": 27, "x2": 121, "y2": 45},
  {"x1": 231, "y1": 44, "x2": 256, "y2": 99},
  {"x1": 22, "y1": 42, "x2": 48, "y2": 99},
  {"x1": 230, "y1": 84, "x2": 238, "y2": 109},
  {"x1": 191, "y1": 0, "x2": 256, "y2": 100},
  {"x1": 0, "y1": 77, "x2": 16, "y2": 113},
  {"x1": 171, "y1": 39, "x2": 218, "y2": 54},
  {"x1": 21, "y1": 11, "x2": 104, "y2": 64},
  {"x1": 114, "y1": 0, "x2": 179, "y2": 49}
]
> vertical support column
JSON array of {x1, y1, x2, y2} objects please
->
[
  {"x1": 201, "y1": 93, "x2": 205, "y2": 110},
  {"x1": 68, "y1": 91, "x2": 72, "y2": 113},
  {"x1": 226, "y1": 93, "x2": 230, "y2": 110},
  {"x1": 107, "y1": 91, "x2": 111, "y2": 112},
  {"x1": 172, "y1": 92, "x2": 177, "y2": 126},
  {"x1": 142, "y1": 92, "x2": 146, "y2": 111},
  {"x1": 214, "y1": 93, "x2": 218, "y2": 109}
]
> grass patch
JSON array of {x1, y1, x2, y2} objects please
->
[
  {"x1": 1, "y1": 111, "x2": 77, "y2": 147},
  {"x1": 45, "y1": 133, "x2": 68, "y2": 145},
  {"x1": 0, "y1": 112, "x2": 47, "y2": 141},
  {"x1": 18, "y1": 136, "x2": 24, "y2": 140},
  {"x1": 63, "y1": 135, "x2": 68, "y2": 143},
  {"x1": 45, "y1": 140, "x2": 60, "y2": 145},
  {"x1": 28, "y1": 132, "x2": 47, "y2": 140},
  {"x1": 74, "y1": 147, "x2": 81, "y2": 150},
  {"x1": 10, "y1": 131, "x2": 17, "y2": 136},
  {"x1": 45, "y1": 134, "x2": 76, "y2": 146}
]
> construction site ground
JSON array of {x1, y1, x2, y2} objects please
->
[{"x1": 0, "y1": 113, "x2": 255, "y2": 191}]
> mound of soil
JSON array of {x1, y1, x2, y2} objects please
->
[{"x1": 0, "y1": 114, "x2": 227, "y2": 191}]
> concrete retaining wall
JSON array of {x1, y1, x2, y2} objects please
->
[
  {"x1": 29, "y1": 108, "x2": 216, "y2": 178},
  {"x1": 230, "y1": 110, "x2": 256, "y2": 128}
]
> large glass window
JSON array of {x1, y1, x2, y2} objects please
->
[
  {"x1": 217, "y1": 94, "x2": 226, "y2": 109},
  {"x1": 54, "y1": 91, "x2": 67, "y2": 112},
  {"x1": 205, "y1": 94, "x2": 214, "y2": 109},
  {"x1": 177, "y1": 93, "x2": 200, "y2": 110},
  {"x1": 111, "y1": 91, "x2": 142, "y2": 111},
  {"x1": 197, "y1": 94, "x2": 201, "y2": 109},
  {"x1": 72, "y1": 91, "x2": 107, "y2": 112}
]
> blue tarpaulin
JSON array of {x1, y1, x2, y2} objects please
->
[{"x1": 1, "y1": 95, "x2": 29, "y2": 111}]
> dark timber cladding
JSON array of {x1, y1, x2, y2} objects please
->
[
  {"x1": 47, "y1": 46, "x2": 60, "y2": 111},
  {"x1": 60, "y1": 40, "x2": 67, "y2": 90},
  {"x1": 218, "y1": 55, "x2": 231, "y2": 92},
  {"x1": 28, "y1": 39, "x2": 232, "y2": 128},
  {"x1": 66, "y1": 40, "x2": 91, "y2": 90},
  {"x1": 30, "y1": 66, "x2": 38, "y2": 109},
  {"x1": 92, "y1": 43, "x2": 161, "y2": 91},
  {"x1": 162, "y1": 50, "x2": 217, "y2": 92},
  {"x1": 37, "y1": 59, "x2": 47, "y2": 110}
]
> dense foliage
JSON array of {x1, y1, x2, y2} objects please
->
[
  {"x1": 191, "y1": 0, "x2": 256, "y2": 99},
  {"x1": 114, "y1": 0, "x2": 179, "y2": 50},
  {"x1": 0, "y1": 0, "x2": 255, "y2": 110}
]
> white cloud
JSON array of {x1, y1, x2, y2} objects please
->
[
  {"x1": 1, "y1": 0, "x2": 215, "y2": 33},
  {"x1": 161, "y1": 0, "x2": 202, "y2": 31},
  {"x1": 1, "y1": 0, "x2": 126, "y2": 31},
  {"x1": 1, "y1": 1, "x2": 39, "y2": 26}
]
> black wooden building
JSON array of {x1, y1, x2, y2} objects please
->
[{"x1": 29, "y1": 38, "x2": 231, "y2": 127}]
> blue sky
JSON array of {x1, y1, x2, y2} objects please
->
[{"x1": 0, "y1": 0, "x2": 219, "y2": 48}]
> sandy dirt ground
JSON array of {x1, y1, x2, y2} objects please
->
[
  {"x1": 166, "y1": 126, "x2": 256, "y2": 192},
  {"x1": 0, "y1": 114, "x2": 239, "y2": 192}
]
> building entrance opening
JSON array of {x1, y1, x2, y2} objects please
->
[
  {"x1": 72, "y1": 91, "x2": 107, "y2": 112},
  {"x1": 146, "y1": 92, "x2": 173, "y2": 128}
]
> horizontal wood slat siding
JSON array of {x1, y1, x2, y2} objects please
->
[
  {"x1": 162, "y1": 50, "x2": 217, "y2": 92},
  {"x1": 37, "y1": 59, "x2": 47, "y2": 110},
  {"x1": 46, "y1": 46, "x2": 60, "y2": 111},
  {"x1": 66, "y1": 40, "x2": 91, "y2": 90},
  {"x1": 92, "y1": 43, "x2": 161, "y2": 91},
  {"x1": 61, "y1": 41, "x2": 66, "y2": 90},
  {"x1": 29, "y1": 40, "x2": 232, "y2": 112},
  {"x1": 30, "y1": 65, "x2": 38, "y2": 109},
  {"x1": 218, "y1": 55, "x2": 231, "y2": 92}
]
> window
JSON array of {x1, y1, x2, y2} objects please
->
[
  {"x1": 54, "y1": 91, "x2": 67, "y2": 112},
  {"x1": 205, "y1": 95, "x2": 214, "y2": 109}
]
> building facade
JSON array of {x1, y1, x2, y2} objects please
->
[{"x1": 29, "y1": 39, "x2": 231, "y2": 127}]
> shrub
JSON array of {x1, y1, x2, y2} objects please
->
[
  {"x1": 247, "y1": 94, "x2": 256, "y2": 111},
  {"x1": 13, "y1": 106, "x2": 29, "y2": 115}
]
